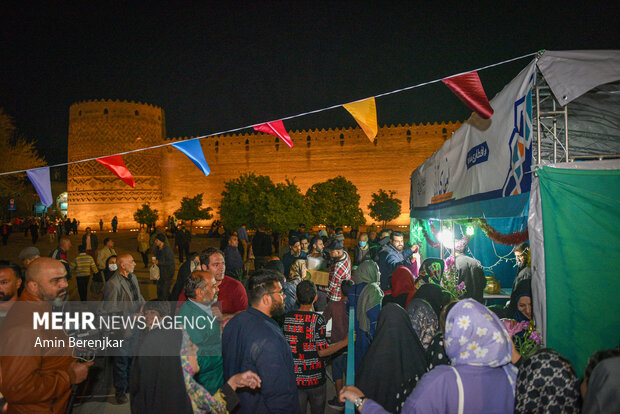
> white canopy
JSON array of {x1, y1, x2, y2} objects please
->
[{"x1": 410, "y1": 50, "x2": 620, "y2": 220}]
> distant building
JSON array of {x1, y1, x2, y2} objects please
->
[{"x1": 67, "y1": 100, "x2": 461, "y2": 228}]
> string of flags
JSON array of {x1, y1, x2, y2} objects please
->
[{"x1": 14, "y1": 52, "x2": 536, "y2": 206}]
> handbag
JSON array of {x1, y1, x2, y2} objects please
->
[{"x1": 149, "y1": 264, "x2": 160, "y2": 281}]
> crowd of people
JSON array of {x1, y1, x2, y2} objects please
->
[
  {"x1": 0, "y1": 220, "x2": 618, "y2": 413},
  {"x1": 0, "y1": 215, "x2": 126, "y2": 248}
]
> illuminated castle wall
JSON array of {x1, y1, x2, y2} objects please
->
[{"x1": 67, "y1": 100, "x2": 461, "y2": 228}]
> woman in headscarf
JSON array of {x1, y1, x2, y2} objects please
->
[
  {"x1": 341, "y1": 299, "x2": 517, "y2": 413},
  {"x1": 89, "y1": 254, "x2": 117, "y2": 299},
  {"x1": 581, "y1": 346, "x2": 620, "y2": 401},
  {"x1": 425, "y1": 301, "x2": 458, "y2": 371},
  {"x1": 412, "y1": 282, "x2": 451, "y2": 319},
  {"x1": 406, "y1": 299, "x2": 438, "y2": 350},
  {"x1": 510, "y1": 279, "x2": 532, "y2": 322},
  {"x1": 349, "y1": 259, "x2": 384, "y2": 369},
  {"x1": 283, "y1": 259, "x2": 307, "y2": 313},
  {"x1": 494, "y1": 279, "x2": 532, "y2": 322},
  {"x1": 582, "y1": 356, "x2": 620, "y2": 414},
  {"x1": 382, "y1": 266, "x2": 416, "y2": 308},
  {"x1": 355, "y1": 303, "x2": 428, "y2": 413},
  {"x1": 103, "y1": 254, "x2": 118, "y2": 282},
  {"x1": 130, "y1": 328, "x2": 194, "y2": 414},
  {"x1": 515, "y1": 349, "x2": 581, "y2": 414}
]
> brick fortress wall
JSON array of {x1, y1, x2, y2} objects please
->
[
  {"x1": 67, "y1": 100, "x2": 461, "y2": 228},
  {"x1": 67, "y1": 100, "x2": 165, "y2": 228}
]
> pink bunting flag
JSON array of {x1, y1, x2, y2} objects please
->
[
  {"x1": 96, "y1": 155, "x2": 135, "y2": 188},
  {"x1": 442, "y1": 71, "x2": 494, "y2": 119},
  {"x1": 253, "y1": 120, "x2": 293, "y2": 148}
]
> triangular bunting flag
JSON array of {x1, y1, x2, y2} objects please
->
[
  {"x1": 343, "y1": 97, "x2": 378, "y2": 141},
  {"x1": 26, "y1": 167, "x2": 53, "y2": 207},
  {"x1": 96, "y1": 155, "x2": 135, "y2": 188},
  {"x1": 172, "y1": 138, "x2": 211, "y2": 176},
  {"x1": 253, "y1": 120, "x2": 293, "y2": 148},
  {"x1": 442, "y1": 71, "x2": 494, "y2": 119}
]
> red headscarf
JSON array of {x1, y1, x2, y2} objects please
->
[{"x1": 391, "y1": 266, "x2": 417, "y2": 308}]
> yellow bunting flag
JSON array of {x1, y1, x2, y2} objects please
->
[{"x1": 343, "y1": 97, "x2": 378, "y2": 142}]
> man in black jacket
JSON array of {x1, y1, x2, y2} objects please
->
[
  {"x1": 81, "y1": 227, "x2": 98, "y2": 259},
  {"x1": 174, "y1": 225, "x2": 191, "y2": 263},
  {"x1": 252, "y1": 225, "x2": 272, "y2": 270},
  {"x1": 169, "y1": 252, "x2": 200, "y2": 302},
  {"x1": 454, "y1": 244, "x2": 486, "y2": 303},
  {"x1": 154, "y1": 234, "x2": 176, "y2": 300}
]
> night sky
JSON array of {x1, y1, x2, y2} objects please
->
[{"x1": 1, "y1": 2, "x2": 618, "y2": 166}]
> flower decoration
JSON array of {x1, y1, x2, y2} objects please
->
[
  {"x1": 437, "y1": 256, "x2": 466, "y2": 300},
  {"x1": 512, "y1": 320, "x2": 543, "y2": 360},
  {"x1": 502, "y1": 319, "x2": 528, "y2": 338}
]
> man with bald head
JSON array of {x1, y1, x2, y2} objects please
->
[
  {"x1": 0, "y1": 258, "x2": 92, "y2": 413},
  {"x1": 24, "y1": 257, "x2": 70, "y2": 306},
  {"x1": 178, "y1": 270, "x2": 223, "y2": 393},
  {"x1": 103, "y1": 253, "x2": 145, "y2": 404}
]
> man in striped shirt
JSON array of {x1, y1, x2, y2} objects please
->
[{"x1": 71, "y1": 244, "x2": 98, "y2": 301}]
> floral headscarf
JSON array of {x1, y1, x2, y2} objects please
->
[
  {"x1": 406, "y1": 298, "x2": 438, "y2": 350},
  {"x1": 180, "y1": 331, "x2": 226, "y2": 414},
  {"x1": 445, "y1": 299, "x2": 513, "y2": 368},
  {"x1": 515, "y1": 350, "x2": 580, "y2": 414},
  {"x1": 288, "y1": 259, "x2": 308, "y2": 281}
]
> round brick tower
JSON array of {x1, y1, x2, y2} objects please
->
[{"x1": 67, "y1": 100, "x2": 165, "y2": 229}]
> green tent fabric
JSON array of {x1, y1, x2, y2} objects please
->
[{"x1": 538, "y1": 166, "x2": 620, "y2": 376}]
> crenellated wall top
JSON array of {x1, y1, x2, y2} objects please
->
[
  {"x1": 166, "y1": 120, "x2": 462, "y2": 143},
  {"x1": 69, "y1": 99, "x2": 165, "y2": 123}
]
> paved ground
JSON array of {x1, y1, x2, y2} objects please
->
[{"x1": 0, "y1": 229, "x2": 346, "y2": 413}]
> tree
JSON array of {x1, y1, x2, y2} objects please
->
[
  {"x1": 174, "y1": 193, "x2": 213, "y2": 232},
  {"x1": 265, "y1": 180, "x2": 311, "y2": 234},
  {"x1": 305, "y1": 176, "x2": 365, "y2": 227},
  {"x1": 368, "y1": 189, "x2": 402, "y2": 228},
  {"x1": 133, "y1": 203, "x2": 159, "y2": 228},
  {"x1": 0, "y1": 108, "x2": 45, "y2": 205},
  {"x1": 219, "y1": 173, "x2": 276, "y2": 231},
  {"x1": 219, "y1": 173, "x2": 310, "y2": 233}
]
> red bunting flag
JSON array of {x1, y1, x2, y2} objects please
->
[
  {"x1": 253, "y1": 120, "x2": 293, "y2": 148},
  {"x1": 442, "y1": 71, "x2": 494, "y2": 119},
  {"x1": 96, "y1": 155, "x2": 135, "y2": 188}
]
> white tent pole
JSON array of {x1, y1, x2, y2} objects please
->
[
  {"x1": 536, "y1": 85, "x2": 542, "y2": 165},
  {"x1": 564, "y1": 105, "x2": 569, "y2": 161},
  {"x1": 553, "y1": 99, "x2": 558, "y2": 163}
]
